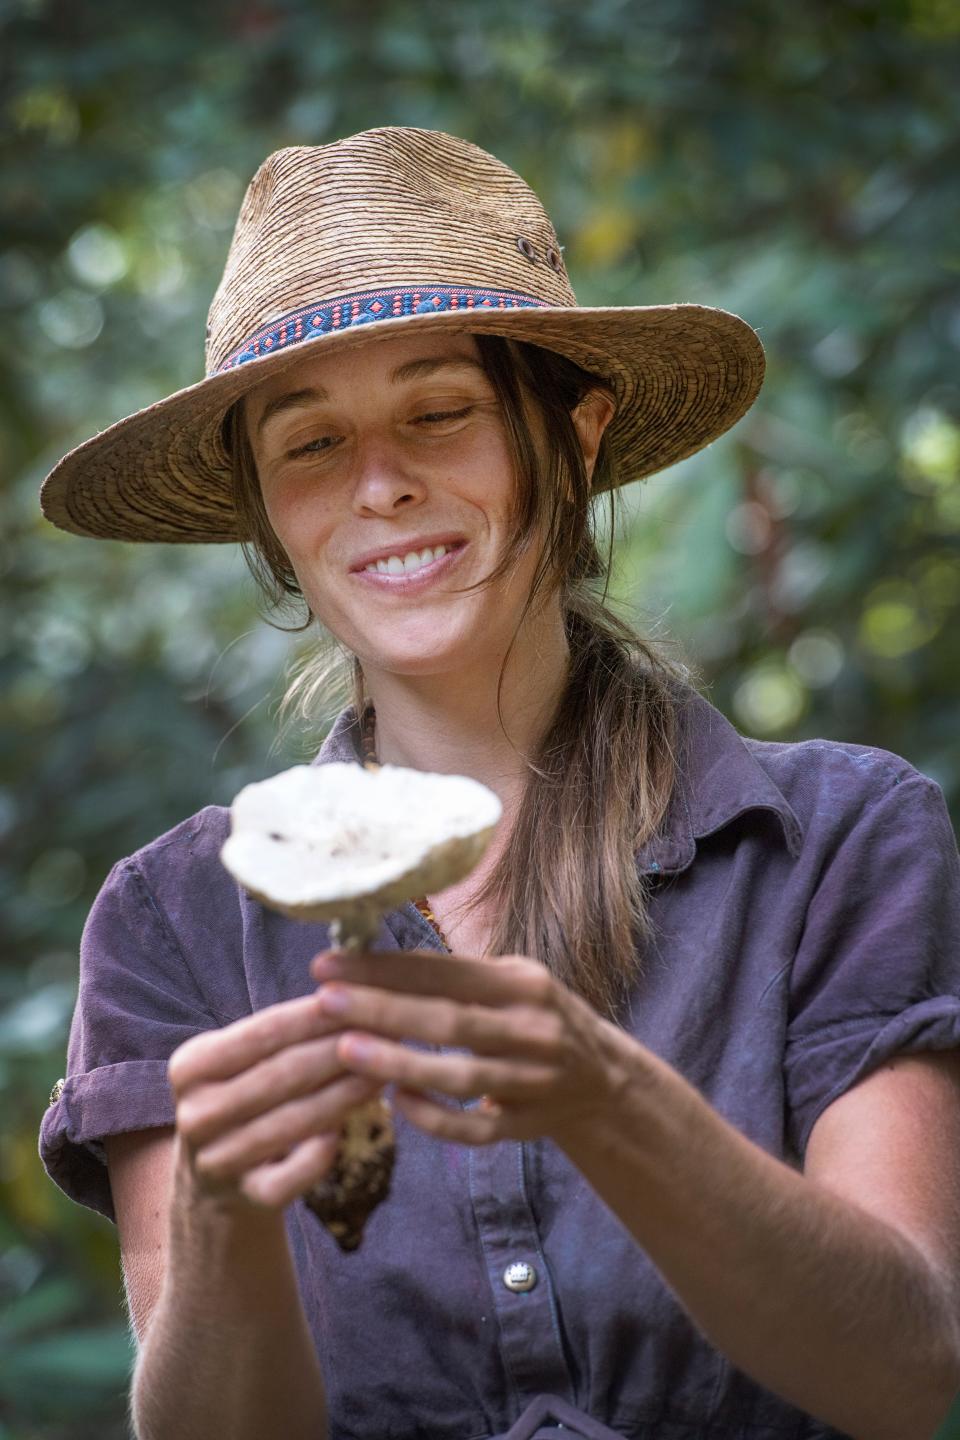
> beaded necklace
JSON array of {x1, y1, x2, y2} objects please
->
[{"x1": 360, "y1": 707, "x2": 449, "y2": 951}]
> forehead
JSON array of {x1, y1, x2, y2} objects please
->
[{"x1": 243, "y1": 330, "x2": 486, "y2": 426}]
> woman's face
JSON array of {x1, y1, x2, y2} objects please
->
[{"x1": 243, "y1": 330, "x2": 608, "y2": 679}]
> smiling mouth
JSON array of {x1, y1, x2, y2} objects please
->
[{"x1": 359, "y1": 541, "x2": 466, "y2": 578}]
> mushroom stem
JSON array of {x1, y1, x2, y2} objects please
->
[
  {"x1": 330, "y1": 912, "x2": 380, "y2": 952},
  {"x1": 304, "y1": 906, "x2": 396, "y2": 1251}
]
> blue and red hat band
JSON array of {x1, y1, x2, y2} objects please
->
[{"x1": 214, "y1": 284, "x2": 552, "y2": 374}]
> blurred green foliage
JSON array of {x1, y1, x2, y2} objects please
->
[{"x1": 2, "y1": 0, "x2": 959, "y2": 1433}]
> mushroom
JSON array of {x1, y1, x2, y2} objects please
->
[{"x1": 220, "y1": 760, "x2": 502, "y2": 1251}]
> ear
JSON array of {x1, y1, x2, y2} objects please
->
[{"x1": 571, "y1": 388, "x2": 616, "y2": 487}]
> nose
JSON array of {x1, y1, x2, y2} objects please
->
[{"x1": 350, "y1": 433, "x2": 427, "y2": 517}]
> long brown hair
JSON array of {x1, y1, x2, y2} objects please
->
[{"x1": 222, "y1": 336, "x2": 693, "y2": 1020}]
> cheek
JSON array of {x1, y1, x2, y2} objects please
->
[
  {"x1": 261, "y1": 479, "x2": 302, "y2": 541},
  {"x1": 259, "y1": 486, "x2": 344, "y2": 610},
  {"x1": 456, "y1": 449, "x2": 518, "y2": 531},
  {"x1": 261, "y1": 480, "x2": 332, "y2": 559}
]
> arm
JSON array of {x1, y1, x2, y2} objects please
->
[
  {"x1": 122, "y1": 1133, "x2": 328, "y2": 1440},
  {"x1": 108, "y1": 992, "x2": 384, "y2": 1440},
  {"x1": 309, "y1": 947, "x2": 960, "y2": 1440},
  {"x1": 107, "y1": 1127, "x2": 175, "y2": 1345},
  {"x1": 560, "y1": 1043, "x2": 960, "y2": 1440}
]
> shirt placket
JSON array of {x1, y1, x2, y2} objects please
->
[{"x1": 468, "y1": 1136, "x2": 573, "y2": 1408}]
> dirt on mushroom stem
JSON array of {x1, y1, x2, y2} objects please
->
[{"x1": 302, "y1": 907, "x2": 397, "y2": 1253}]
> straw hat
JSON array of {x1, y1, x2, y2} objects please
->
[{"x1": 39, "y1": 125, "x2": 765, "y2": 544}]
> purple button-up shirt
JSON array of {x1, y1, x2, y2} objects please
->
[{"x1": 40, "y1": 685, "x2": 960, "y2": 1439}]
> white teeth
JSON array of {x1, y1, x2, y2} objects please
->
[{"x1": 366, "y1": 544, "x2": 451, "y2": 576}]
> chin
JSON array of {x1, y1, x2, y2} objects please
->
[
  {"x1": 346, "y1": 613, "x2": 492, "y2": 672},
  {"x1": 360, "y1": 647, "x2": 469, "y2": 678},
  {"x1": 355, "y1": 624, "x2": 501, "y2": 678}
]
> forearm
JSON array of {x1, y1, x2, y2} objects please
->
[
  {"x1": 562, "y1": 1043, "x2": 960, "y2": 1440},
  {"x1": 131, "y1": 1136, "x2": 327, "y2": 1440}
]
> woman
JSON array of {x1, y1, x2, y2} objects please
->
[{"x1": 38, "y1": 127, "x2": 960, "y2": 1440}]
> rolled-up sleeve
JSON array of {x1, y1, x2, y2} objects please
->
[
  {"x1": 784, "y1": 771, "x2": 960, "y2": 1159},
  {"x1": 39, "y1": 857, "x2": 223, "y2": 1222}
]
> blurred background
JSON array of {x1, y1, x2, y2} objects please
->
[{"x1": 2, "y1": 0, "x2": 959, "y2": 1433}]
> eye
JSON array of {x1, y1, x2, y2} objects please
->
[
  {"x1": 289, "y1": 434, "x2": 338, "y2": 458},
  {"x1": 414, "y1": 406, "x2": 473, "y2": 426}
]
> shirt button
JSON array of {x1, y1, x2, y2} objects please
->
[{"x1": 502, "y1": 1260, "x2": 537, "y2": 1292}]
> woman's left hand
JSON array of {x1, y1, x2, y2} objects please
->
[{"x1": 308, "y1": 947, "x2": 632, "y2": 1148}]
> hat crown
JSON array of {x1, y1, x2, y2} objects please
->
[{"x1": 205, "y1": 127, "x2": 577, "y2": 375}]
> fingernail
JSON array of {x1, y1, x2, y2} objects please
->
[
  {"x1": 316, "y1": 984, "x2": 351, "y2": 1014},
  {"x1": 342, "y1": 1034, "x2": 377, "y2": 1061}
]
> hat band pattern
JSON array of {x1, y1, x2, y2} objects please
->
[{"x1": 214, "y1": 284, "x2": 552, "y2": 374}]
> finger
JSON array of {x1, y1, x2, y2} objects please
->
[
  {"x1": 334, "y1": 1032, "x2": 556, "y2": 1103},
  {"x1": 241, "y1": 1132, "x2": 341, "y2": 1209},
  {"x1": 315, "y1": 983, "x2": 566, "y2": 1060},
  {"x1": 187, "y1": 1074, "x2": 383, "y2": 1180},
  {"x1": 168, "y1": 991, "x2": 342, "y2": 1094},
  {"x1": 310, "y1": 948, "x2": 558, "y2": 1009},
  {"x1": 393, "y1": 1088, "x2": 505, "y2": 1145},
  {"x1": 176, "y1": 1033, "x2": 348, "y2": 1145}
]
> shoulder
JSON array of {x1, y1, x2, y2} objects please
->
[
  {"x1": 672, "y1": 682, "x2": 952, "y2": 860},
  {"x1": 106, "y1": 803, "x2": 234, "y2": 906},
  {"x1": 122, "y1": 802, "x2": 231, "y2": 874},
  {"x1": 89, "y1": 804, "x2": 243, "y2": 962},
  {"x1": 127, "y1": 802, "x2": 231, "y2": 861},
  {"x1": 81, "y1": 804, "x2": 257, "y2": 1029},
  {"x1": 742, "y1": 733, "x2": 953, "y2": 857},
  {"x1": 745, "y1": 731, "x2": 940, "y2": 809}
]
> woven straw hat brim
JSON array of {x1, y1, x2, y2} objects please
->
[{"x1": 40, "y1": 300, "x2": 763, "y2": 544}]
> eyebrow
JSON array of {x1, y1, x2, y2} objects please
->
[
  {"x1": 255, "y1": 388, "x2": 326, "y2": 438},
  {"x1": 255, "y1": 356, "x2": 487, "y2": 437}
]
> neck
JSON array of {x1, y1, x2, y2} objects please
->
[{"x1": 359, "y1": 605, "x2": 570, "y2": 820}]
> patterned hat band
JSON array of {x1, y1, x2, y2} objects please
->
[{"x1": 215, "y1": 284, "x2": 552, "y2": 374}]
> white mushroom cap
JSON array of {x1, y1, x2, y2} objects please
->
[{"x1": 220, "y1": 762, "x2": 502, "y2": 926}]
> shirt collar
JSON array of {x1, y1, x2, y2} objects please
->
[
  {"x1": 312, "y1": 704, "x2": 367, "y2": 766},
  {"x1": 636, "y1": 685, "x2": 804, "y2": 875},
  {"x1": 311, "y1": 685, "x2": 805, "y2": 876}
]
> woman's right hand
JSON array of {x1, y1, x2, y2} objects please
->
[{"x1": 167, "y1": 991, "x2": 385, "y2": 1211}]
